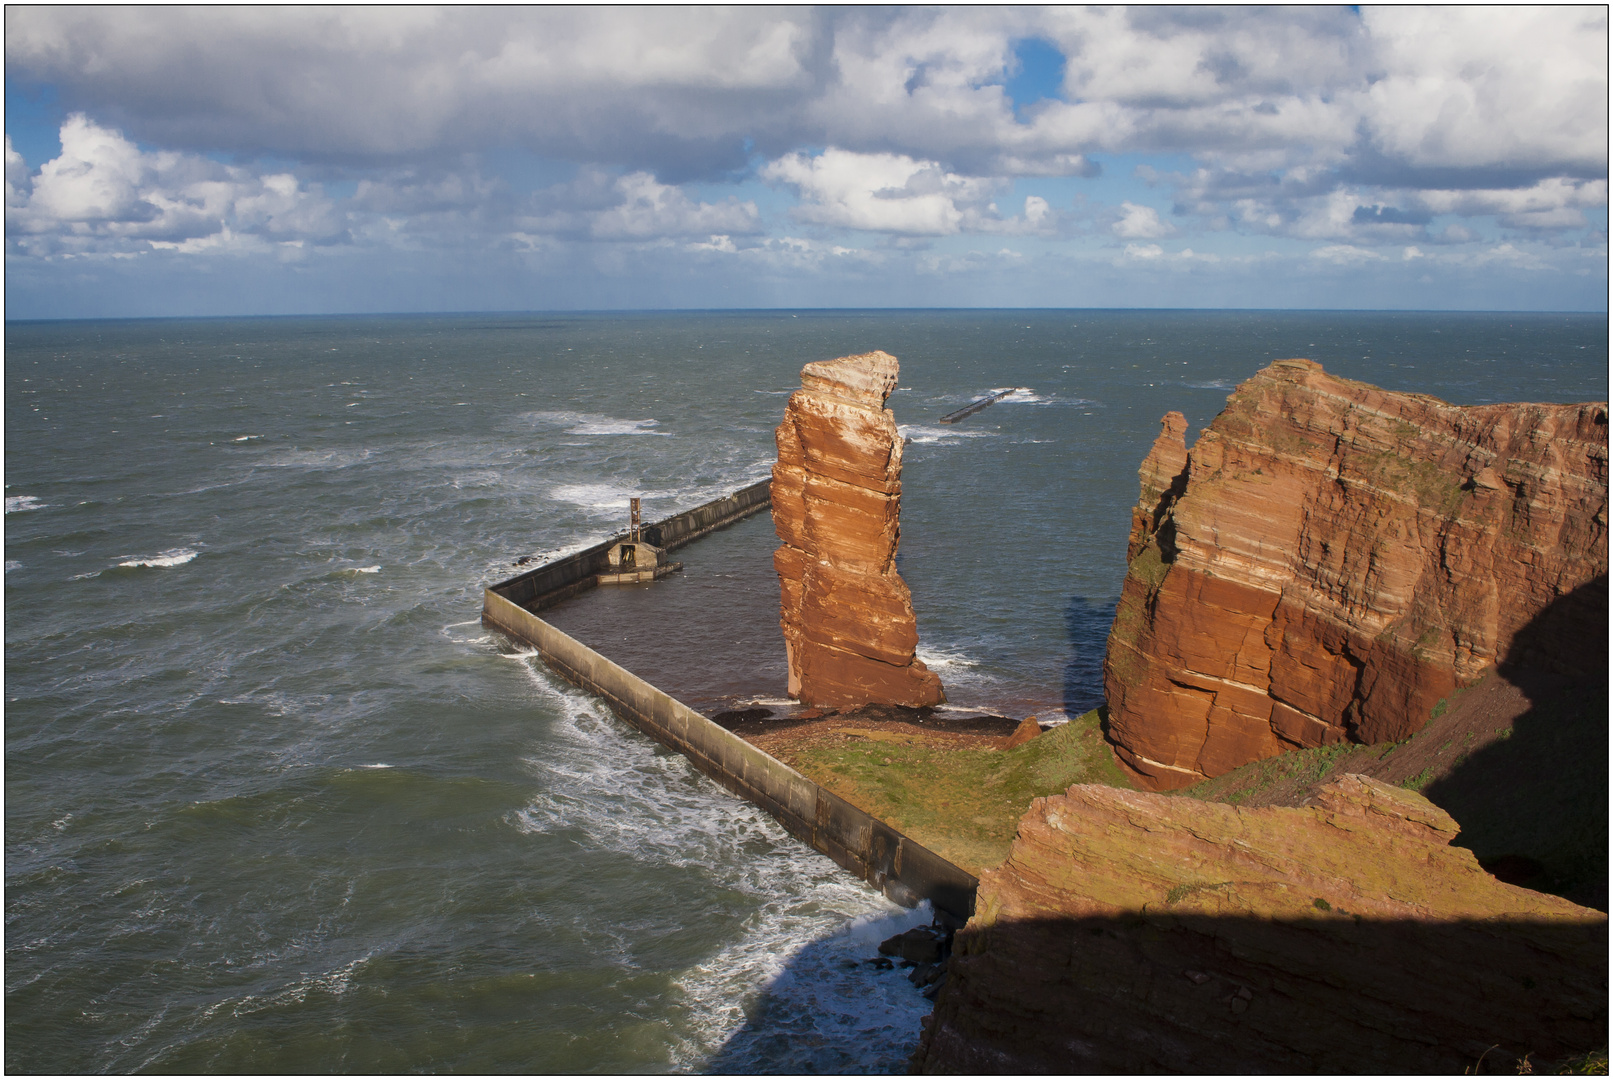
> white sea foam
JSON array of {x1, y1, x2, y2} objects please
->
[
  {"x1": 5, "y1": 560, "x2": 20, "y2": 573},
  {"x1": 1186, "y1": 379, "x2": 1234, "y2": 390},
  {"x1": 550, "y1": 483, "x2": 633, "y2": 510},
  {"x1": 526, "y1": 410, "x2": 671, "y2": 436},
  {"x1": 503, "y1": 656, "x2": 936, "y2": 1071},
  {"x1": 6, "y1": 495, "x2": 46, "y2": 513},
  {"x1": 232, "y1": 435, "x2": 263, "y2": 442},
  {"x1": 262, "y1": 448, "x2": 372, "y2": 469},
  {"x1": 915, "y1": 645, "x2": 979, "y2": 673},
  {"x1": 898, "y1": 424, "x2": 996, "y2": 445},
  {"x1": 118, "y1": 548, "x2": 199, "y2": 569},
  {"x1": 991, "y1": 385, "x2": 1046, "y2": 403},
  {"x1": 71, "y1": 570, "x2": 102, "y2": 580},
  {"x1": 359, "y1": 763, "x2": 392, "y2": 769}
]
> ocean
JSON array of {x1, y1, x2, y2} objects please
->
[{"x1": 6, "y1": 309, "x2": 1606, "y2": 1072}]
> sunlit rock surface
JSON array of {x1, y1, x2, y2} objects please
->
[
  {"x1": 1104, "y1": 358, "x2": 1608, "y2": 790},
  {"x1": 771, "y1": 350, "x2": 945, "y2": 709}
]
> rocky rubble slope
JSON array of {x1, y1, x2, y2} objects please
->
[
  {"x1": 1104, "y1": 358, "x2": 1608, "y2": 790},
  {"x1": 771, "y1": 350, "x2": 944, "y2": 708},
  {"x1": 911, "y1": 774, "x2": 1607, "y2": 1074}
]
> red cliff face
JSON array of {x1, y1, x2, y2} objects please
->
[
  {"x1": 911, "y1": 776, "x2": 1607, "y2": 1074},
  {"x1": 771, "y1": 350, "x2": 945, "y2": 709},
  {"x1": 1104, "y1": 359, "x2": 1608, "y2": 790}
]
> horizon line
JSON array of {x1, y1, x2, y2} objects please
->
[{"x1": 7, "y1": 305, "x2": 1609, "y2": 325}]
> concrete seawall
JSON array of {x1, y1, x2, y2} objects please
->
[
  {"x1": 493, "y1": 480, "x2": 772, "y2": 613},
  {"x1": 481, "y1": 483, "x2": 978, "y2": 921}
]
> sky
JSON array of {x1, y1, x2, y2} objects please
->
[{"x1": 4, "y1": 5, "x2": 1608, "y2": 319}]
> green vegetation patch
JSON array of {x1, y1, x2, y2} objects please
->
[
  {"x1": 785, "y1": 709, "x2": 1134, "y2": 876},
  {"x1": 1180, "y1": 740, "x2": 1353, "y2": 806}
]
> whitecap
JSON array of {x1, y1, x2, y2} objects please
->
[
  {"x1": 991, "y1": 386, "x2": 1045, "y2": 403},
  {"x1": 550, "y1": 483, "x2": 634, "y2": 510},
  {"x1": 360, "y1": 763, "x2": 392, "y2": 769},
  {"x1": 915, "y1": 646, "x2": 979, "y2": 673},
  {"x1": 118, "y1": 548, "x2": 199, "y2": 569},
  {"x1": 232, "y1": 435, "x2": 263, "y2": 442},
  {"x1": 6, "y1": 495, "x2": 46, "y2": 514},
  {"x1": 1186, "y1": 379, "x2": 1234, "y2": 390},
  {"x1": 71, "y1": 570, "x2": 102, "y2": 580},
  {"x1": 898, "y1": 424, "x2": 997, "y2": 445},
  {"x1": 525, "y1": 410, "x2": 671, "y2": 437},
  {"x1": 4, "y1": 560, "x2": 20, "y2": 573}
]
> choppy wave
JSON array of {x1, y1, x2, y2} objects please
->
[
  {"x1": 232, "y1": 435, "x2": 263, "y2": 442},
  {"x1": 990, "y1": 386, "x2": 1044, "y2": 403},
  {"x1": 506, "y1": 657, "x2": 934, "y2": 1071},
  {"x1": 550, "y1": 483, "x2": 634, "y2": 510},
  {"x1": 262, "y1": 448, "x2": 373, "y2": 469},
  {"x1": 7, "y1": 495, "x2": 47, "y2": 513},
  {"x1": 117, "y1": 548, "x2": 199, "y2": 569},
  {"x1": 527, "y1": 410, "x2": 672, "y2": 437},
  {"x1": 915, "y1": 646, "x2": 979, "y2": 674},
  {"x1": 898, "y1": 424, "x2": 996, "y2": 445}
]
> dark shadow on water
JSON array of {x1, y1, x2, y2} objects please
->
[
  {"x1": 1062, "y1": 595, "x2": 1117, "y2": 720},
  {"x1": 1424, "y1": 575, "x2": 1609, "y2": 911},
  {"x1": 914, "y1": 913, "x2": 1607, "y2": 1074},
  {"x1": 702, "y1": 908, "x2": 940, "y2": 1074}
]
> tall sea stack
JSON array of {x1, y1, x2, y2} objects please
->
[
  {"x1": 1105, "y1": 358, "x2": 1609, "y2": 790},
  {"x1": 771, "y1": 350, "x2": 945, "y2": 709}
]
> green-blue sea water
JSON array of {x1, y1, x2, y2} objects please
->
[{"x1": 6, "y1": 310, "x2": 1606, "y2": 1072}]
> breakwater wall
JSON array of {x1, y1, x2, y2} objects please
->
[
  {"x1": 482, "y1": 483, "x2": 979, "y2": 922},
  {"x1": 494, "y1": 480, "x2": 772, "y2": 612}
]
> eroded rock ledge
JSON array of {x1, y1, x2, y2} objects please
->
[
  {"x1": 771, "y1": 350, "x2": 944, "y2": 708},
  {"x1": 911, "y1": 775, "x2": 1607, "y2": 1074},
  {"x1": 1105, "y1": 358, "x2": 1608, "y2": 790}
]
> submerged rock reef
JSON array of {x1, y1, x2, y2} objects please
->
[
  {"x1": 911, "y1": 774, "x2": 1607, "y2": 1074},
  {"x1": 1105, "y1": 358, "x2": 1609, "y2": 790},
  {"x1": 771, "y1": 350, "x2": 945, "y2": 709}
]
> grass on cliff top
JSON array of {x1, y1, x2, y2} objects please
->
[{"x1": 784, "y1": 708, "x2": 1133, "y2": 877}]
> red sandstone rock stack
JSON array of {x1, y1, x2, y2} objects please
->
[
  {"x1": 1105, "y1": 358, "x2": 1608, "y2": 790},
  {"x1": 912, "y1": 775, "x2": 1607, "y2": 1074},
  {"x1": 771, "y1": 350, "x2": 945, "y2": 708}
]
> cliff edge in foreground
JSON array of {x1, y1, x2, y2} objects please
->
[
  {"x1": 911, "y1": 774, "x2": 1607, "y2": 1074},
  {"x1": 1105, "y1": 358, "x2": 1608, "y2": 790},
  {"x1": 771, "y1": 350, "x2": 944, "y2": 708}
]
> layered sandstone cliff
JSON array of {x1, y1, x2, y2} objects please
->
[
  {"x1": 1105, "y1": 359, "x2": 1608, "y2": 790},
  {"x1": 771, "y1": 351, "x2": 945, "y2": 708},
  {"x1": 912, "y1": 775, "x2": 1608, "y2": 1074}
]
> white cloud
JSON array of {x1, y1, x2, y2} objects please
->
[
  {"x1": 586, "y1": 173, "x2": 759, "y2": 240},
  {"x1": 1310, "y1": 244, "x2": 1387, "y2": 265},
  {"x1": 763, "y1": 148, "x2": 997, "y2": 236},
  {"x1": 6, "y1": 115, "x2": 346, "y2": 255},
  {"x1": 1359, "y1": 7, "x2": 1606, "y2": 174},
  {"x1": 1112, "y1": 201, "x2": 1173, "y2": 239},
  {"x1": 5, "y1": 136, "x2": 31, "y2": 208}
]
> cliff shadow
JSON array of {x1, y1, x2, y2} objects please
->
[
  {"x1": 1061, "y1": 595, "x2": 1117, "y2": 721},
  {"x1": 1422, "y1": 575, "x2": 1610, "y2": 911},
  {"x1": 700, "y1": 904, "x2": 942, "y2": 1074},
  {"x1": 911, "y1": 912, "x2": 1608, "y2": 1075}
]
